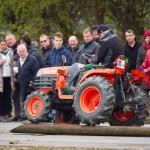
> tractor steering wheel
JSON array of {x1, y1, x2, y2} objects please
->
[{"x1": 82, "y1": 53, "x2": 105, "y2": 69}]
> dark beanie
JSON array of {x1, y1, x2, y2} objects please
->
[
  {"x1": 144, "y1": 30, "x2": 150, "y2": 37},
  {"x1": 97, "y1": 24, "x2": 109, "y2": 34}
]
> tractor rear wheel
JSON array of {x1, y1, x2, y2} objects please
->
[
  {"x1": 24, "y1": 91, "x2": 51, "y2": 123},
  {"x1": 55, "y1": 110, "x2": 79, "y2": 124},
  {"x1": 109, "y1": 85, "x2": 148, "y2": 126},
  {"x1": 73, "y1": 76, "x2": 116, "y2": 125}
]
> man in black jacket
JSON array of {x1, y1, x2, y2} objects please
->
[
  {"x1": 68, "y1": 35, "x2": 81, "y2": 64},
  {"x1": 124, "y1": 29, "x2": 142, "y2": 72},
  {"x1": 17, "y1": 45, "x2": 39, "y2": 119},
  {"x1": 91, "y1": 25, "x2": 124, "y2": 68},
  {"x1": 39, "y1": 34, "x2": 54, "y2": 67},
  {"x1": 78, "y1": 28, "x2": 99, "y2": 64}
]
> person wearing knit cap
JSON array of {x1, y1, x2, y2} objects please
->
[
  {"x1": 137, "y1": 29, "x2": 150, "y2": 95},
  {"x1": 90, "y1": 24, "x2": 124, "y2": 68},
  {"x1": 124, "y1": 29, "x2": 142, "y2": 72}
]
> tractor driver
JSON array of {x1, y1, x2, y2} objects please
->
[{"x1": 89, "y1": 24, "x2": 124, "y2": 68}]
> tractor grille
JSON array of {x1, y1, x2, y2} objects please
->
[{"x1": 33, "y1": 76, "x2": 56, "y2": 89}]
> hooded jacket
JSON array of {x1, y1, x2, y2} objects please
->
[{"x1": 92, "y1": 30, "x2": 124, "y2": 68}]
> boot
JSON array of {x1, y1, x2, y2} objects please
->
[
  {"x1": 4, "y1": 115, "x2": 11, "y2": 122},
  {"x1": 0, "y1": 116, "x2": 7, "y2": 122}
]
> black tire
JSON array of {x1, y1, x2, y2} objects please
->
[
  {"x1": 55, "y1": 110, "x2": 79, "y2": 124},
  {"x1": 72, "y1": 76, "x2": 116, "y2": 125},
  {"x1": 109, "y1": 85, "x2": 149, "y2": 126},
  {"x1": 24, "y1": 91, "x2": 51, "y2": 123}
]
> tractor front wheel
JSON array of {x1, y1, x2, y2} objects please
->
[
  {"x1": 24, "y1": 91, "x2": 51, "y2": 123},
  {"x1": 109, "y1": 110, "x2": 135, "y2": 126},
  {"x1": 109, "y1": 85, "x2": 148, "y2": 126}
]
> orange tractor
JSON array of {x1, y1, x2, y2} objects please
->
[{"x1": 24, "y1": 55, "x2": 149, "y2": 126}]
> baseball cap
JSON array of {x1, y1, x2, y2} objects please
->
[{"x1": 97, "y1": 24, "x2": 109, "y2": 34}]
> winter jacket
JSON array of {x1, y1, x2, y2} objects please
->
[
  {"x1": 0, "y1": 48, "x2": 15, "y2": 92},
  {"x1": 27, "y1": 42, "x2": 39, "y2": 59},
  {"x1": 27, "y1": 42, "x2": 43, "y2": 68},
  {"x1": 140, "y1": 49, "x2": 150, "y2": 89},
  {"x1": 18, "y1": 54, "x2": 39, "y2": 87},
  {"x1": 68, "y1": 44, "x2": 81, "y2": 64},
  {"x1": 49, "y1": 45, "x2": 72, "y2": 67},
  {"x1": 78, "y1": 39, "x2": 99, "y2": 64},
  {"x1": 124, "y1": 41, "x2": 142, "y2": 72},
  {"x1": 8, "y1": 42, "x2": 19, "y2": 61},
  {"x1": 136, "y1": 42, "x2": 150, "y2": 69},
  {"x1": 92, "y1": 30, "x2": 124, "y2": 68},
  {"x1": 41, "y1": 44, "x2": 53, "y2": 67}
]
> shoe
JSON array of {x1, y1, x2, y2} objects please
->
[
  {"x1": 11, "y1": 117, "x2": 20, "y2": 121},
  {"x1": 0, "y1": 116, "x2": 7, "y2": 122},
  {"x1": 4, "y1": 115, "x2": 11, "y2": 122}
]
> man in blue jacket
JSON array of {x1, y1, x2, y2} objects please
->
[
  {"x1": 17, "y1": 44, "x2": 39, "y2": 120},
  {"x1": 49, "y1": 32, "x2": 72, "y2": 67},
  {"x1": 48, "y1": 32, "x2": 72, "y2": 122}
]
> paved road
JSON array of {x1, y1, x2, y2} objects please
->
[{"x1": 0, "y1": 122, "x2": 150, "y2": 149}]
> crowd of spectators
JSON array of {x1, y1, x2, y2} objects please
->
[{"x1": 0, "y1": 25, "x2": 149, "y2": 122}]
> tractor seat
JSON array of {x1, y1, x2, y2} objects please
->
[{"x1": 65, "y1": 63, "x2": 84, "y2": 94}]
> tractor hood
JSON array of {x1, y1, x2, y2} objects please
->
[{"x1": 36, "y1": 66, "x2": 69, "y2": 77}]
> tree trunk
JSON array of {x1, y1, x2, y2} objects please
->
[{"x1": 10, "y1": 123, "x2": 150, "y2": 136}]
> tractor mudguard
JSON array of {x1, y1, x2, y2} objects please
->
[
  {"x1": 78, "y1": 68, "x2": 122, "y2": 85},
  {"x1": 131, "y1": 70, "x2": 148, "y2": 83}
]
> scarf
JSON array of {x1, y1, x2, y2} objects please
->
[
  {"x1": 142, "y1": 42, "x2": 150, "y2": 50},
  {"x1": 0, "y1": 48, "x2": 10, "y2": 56}
]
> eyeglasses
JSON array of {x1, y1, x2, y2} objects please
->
[{"x1": 40, "y1": 40, "x2": 47, "y2": 43}]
